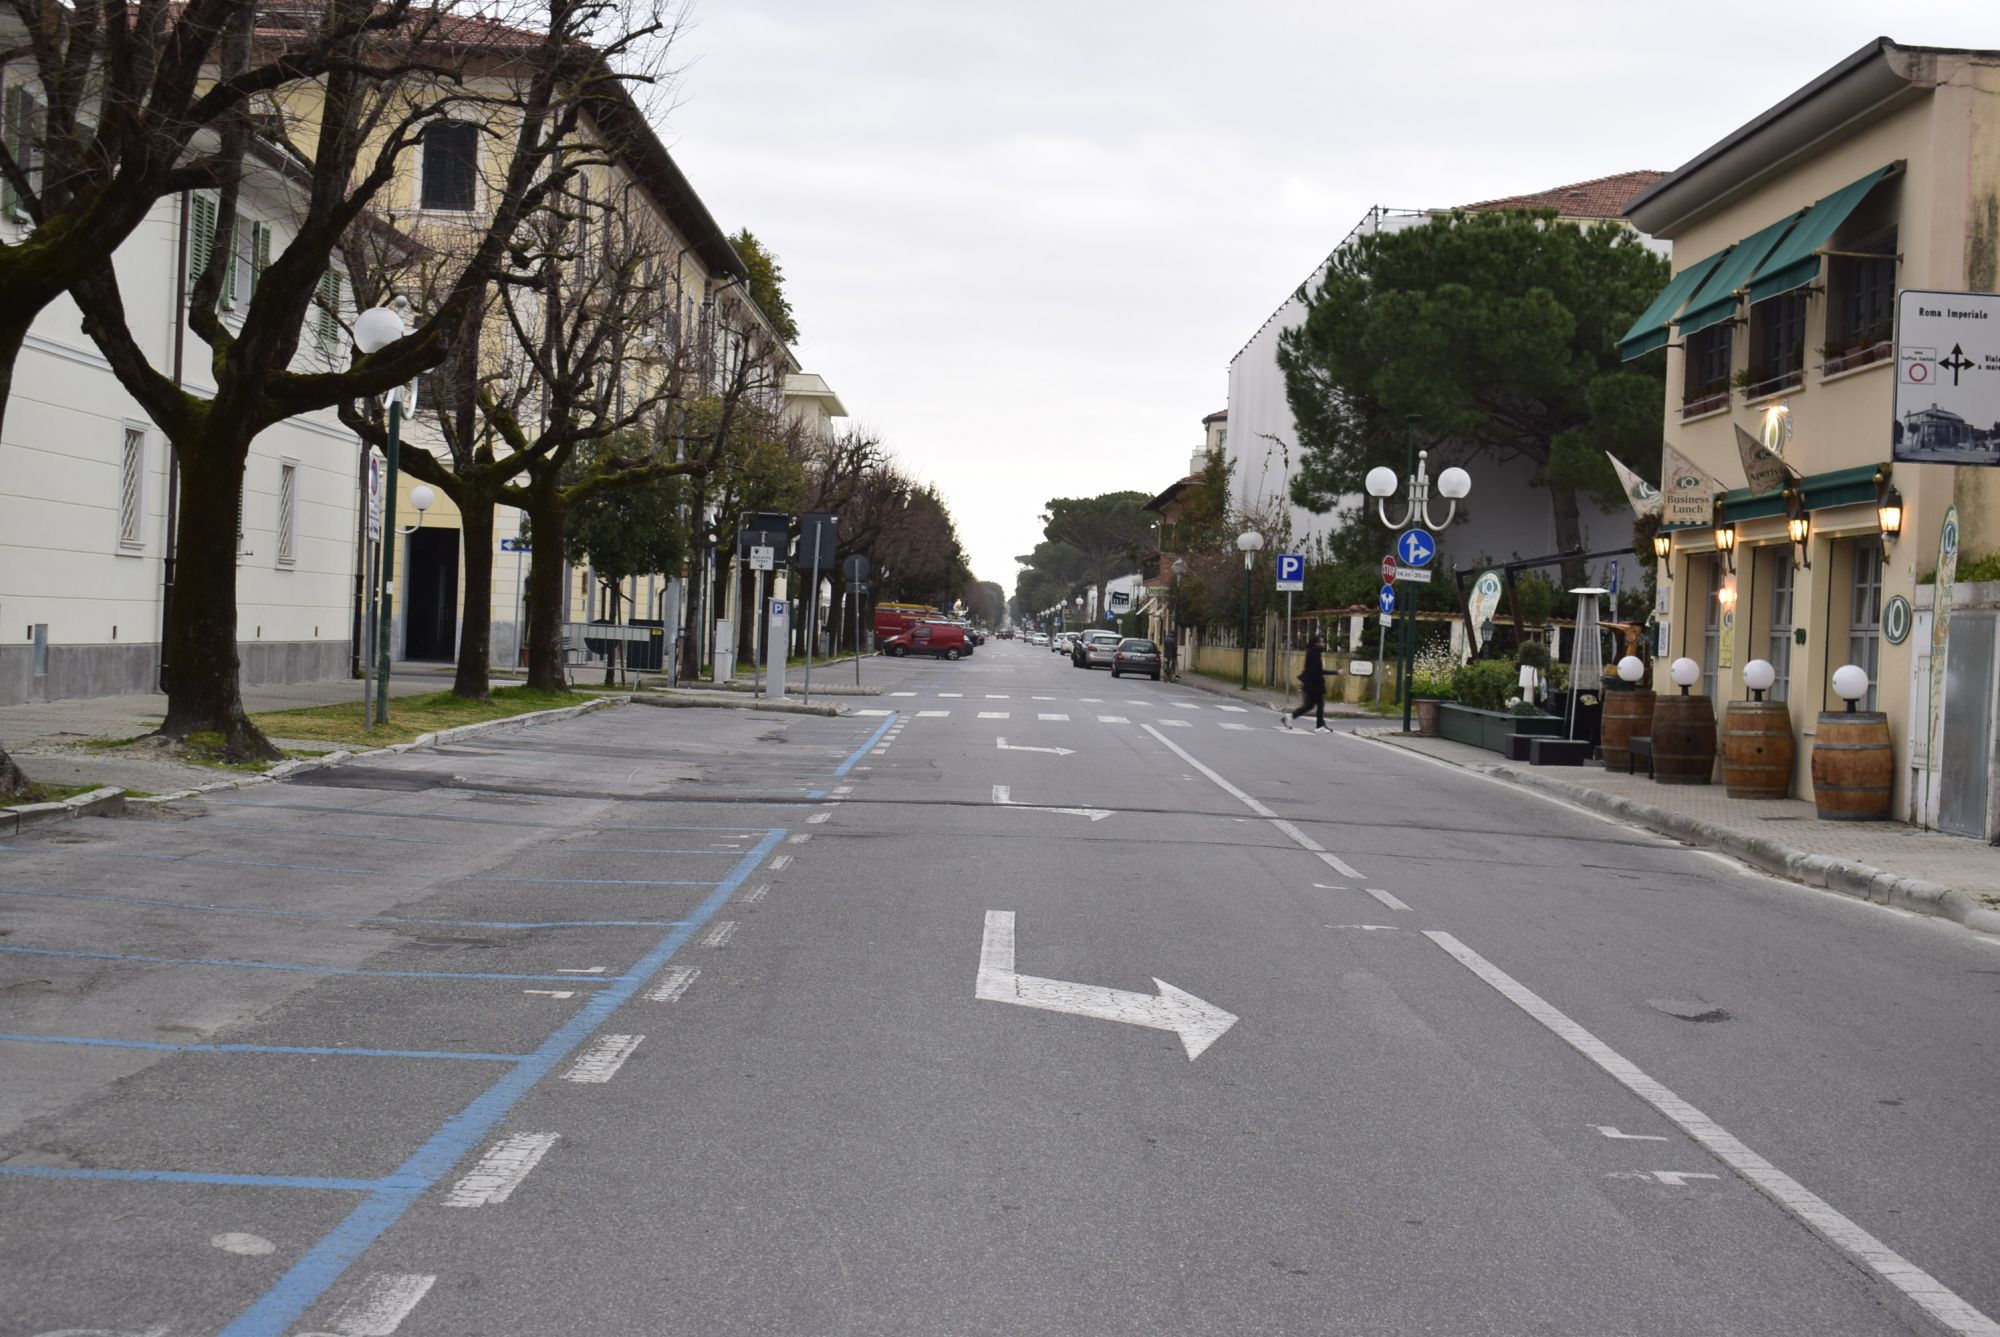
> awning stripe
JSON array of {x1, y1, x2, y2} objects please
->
[
  {"x1": 1616, "y1": 250, "x2": 1727, "y2": 362},
  {"x1": 1745, "y1": 164, "x2": 1897, "y2": 306},
  {"x1": 1675, "y1": 212, "x2": 1805, "y2": 339}
]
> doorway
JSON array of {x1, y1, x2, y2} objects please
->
[{"x1": 405, "y1": 527, "x2": 459, "y2": 662}]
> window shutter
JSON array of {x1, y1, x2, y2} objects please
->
[
  {"x1": 189, "y1": 194, "x2": 216, "y2": 299},
  {"x1": 222, "y1": 207, "x2": 240, "y2": 307},
  {"x1": 119, "y1": 429, "x2": 145, "y2": 548},
  {"x1": 315, "y1": 271, "x2": 343, "y2": 354},
  {"x1": 2, "y1": 87, "x2": 20, "y2": 218},
  {"x1": 254, "y1": 223, "x2": 271, "y2": 283},
  {"x1": 277, "y1": 462, "x2": 297, "y2": 565}
]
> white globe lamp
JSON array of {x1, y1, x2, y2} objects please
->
[
  {"x1": 1616, "y1": 655, "x2": 1645, "y2": 684},
  {"x1": 1831, "y1": 664, "x2": 1870, "y2": 711},
  {"x1": 1437, "y1": 466, "x2": 1471, "y2": 500},
  {"x1": 1364, "y1": 466, "x2": 1399, "y2": 499},
  {"x1": 1669, "y1": 656, "x2": 1700, "y2": 695},
  {"x1": 351, "y1": 304, "x2": 405, "y2": 355},
  {"x1": 1743, "y1": 658, "x2": 1776, "y2": 700},
  {"x1": 410, "y1": 485, "x2": 436, "y2": 514}
]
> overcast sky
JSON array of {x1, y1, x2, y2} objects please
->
[{"x1": 662, "y1": 2, "x2": 1999, "y2": 600}]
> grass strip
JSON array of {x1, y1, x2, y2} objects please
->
[{"x1": 247, "y1": 686, "x2": 595, "y2": 747}]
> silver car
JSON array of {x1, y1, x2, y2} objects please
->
[{"x1": 1073, "y1": 629, "x2": 1122, "y2": 669}]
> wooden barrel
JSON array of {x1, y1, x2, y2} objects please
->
[
  {"x1": 1811, "y1": 711, "x2": 1893, "y2": 820},
  {"x1": 1599, "y1": 687, "x2": 1655, "y2": 771},
  {"x1": 1650, "y1": 693, "x2": 1716, "y2": 784},
  {"x1": 1721, "y1": 700, "x2": 1795, "y2": 798}
]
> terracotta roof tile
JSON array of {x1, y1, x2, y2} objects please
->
[{"x1": 1460, "y1": 170, "x2": 1668, "y2": 219}]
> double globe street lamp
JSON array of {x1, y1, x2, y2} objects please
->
[{"x1": 1364, "y1": 428, "x2": 1470, "y2": 733}]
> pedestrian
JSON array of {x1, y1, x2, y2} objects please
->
[
  {"x1": 1283, "y1": 633, "x2": 1328, "y2": 731},
  {"x1": 1163, "y1": 630, "x2": 1179, "y2": 681}
]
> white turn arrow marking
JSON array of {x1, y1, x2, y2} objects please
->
[
  {"x1": 996, "y1": 737, "x2": 1075, "y2": 756},
  {"x1": 990, "y1": 785, "x2": 1112, "y2": 821},
  {"x1": 974, "y1": 910, "x2": 1237, "y2": 1059}
]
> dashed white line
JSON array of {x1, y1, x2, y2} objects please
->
[
  {"x1": 521, "y1": 989, "x2": 575, "y2": 999},
  {"x1": 808, "y1": 812, "x2": 831, "y2": 824},
  {"x1": 1427, "y1": 930, "x2": 2000, "y2": 1337},
  {"x1": 563, "y1": 1033, "x2": 644, "y2": 1083},
  {"x1": 1365, "y1": 887, "x2": 1412, "y2": 911},
  {"x1": 852, "y1": 709, "x2": 893, "y2": 717},
  {"x1": 1097, "y1": 715, "x2": 1129, "y2": 724},
  {"x1": 1220, "y1": 723, "x2": 1252, "y2": 731},
  {"x1": 979, "y1": 711, "x2": 1011, "y2": 719},
  {"x1": 1216, "y1": 705, "x2": 1248, "y2": 713},
  {"x1": 318, "y1": 1271, "x2": 437, "y2": 1335},
  {"x1": 1143, "y1": 724, "x2": 1366, "y2": 879},
  {"x1": 769, "y1": 854, "x2": 792, "y2": 871},
  {"x1": 918, "y1": 710, "x2": 951, "y2": 718},
  {"x1": 889, "y1": 691, "x2": 917, "y2": 697},
  {"x1": 1039, "y1": 713, "x2": 1070, "y2": 721},
  {"x1": 788, "y1": 833, "x2": 812, "y2": 844},
  {"x1": 556, "y1": 966, "x2": 606, "y2": 975},
  {"x1": 701, "y1": 920, "x2": 739, "y2": 949},
  {"x1": 646, "y1": 967, "x2": 701, "y2": 1002},
  {"x1": 939, "y1": 693, "x2": 963, "y2": 698},
  {"x1": 445, "y1": 1133, "x2": 558, "y2": 1207},
  {"x1": 1156, "y1": 719, "x2": 1191, "y2": 728}
]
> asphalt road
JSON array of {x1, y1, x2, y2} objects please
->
[{"x1": 3, "y1": 642, "x2": 1997, "y2": 1336}]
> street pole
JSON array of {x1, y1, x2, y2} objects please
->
[
  {"x1": 803, "y1": 534, "x2": 821, "y2": 704},
  {"x1": 374, "y1": 387, "x2": 403, "y2": 726},
  {"x1": 1400, "y1": 415, "x2": 1417, "y2": 736},
  {"x1": 1284, "y1": 591, "x2": 1294, "y2": 707},
  {"x1": 1239, "y1": 556, "x2": 1252, "y2": 690}
]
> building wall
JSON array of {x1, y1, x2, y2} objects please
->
[
  {"x1": 1651, "y1": 59, "x2": 2000, "y2": 829},
  {"x1": 0, "y1": 190, "x2": 364, "y2": 706}
]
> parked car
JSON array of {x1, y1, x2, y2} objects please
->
[
  {"x1": 1110, "y1": 637, "x2": 1162, "y2": 680},
  {"x1": 881, "y1": 621, "x2": 972, "y2": 660},
  {"x1": 1050, "y1": 632, "x2": 1075, "y2": 654},
  {"x1": 1073, "y1": 629, "x2": 1123, "y2": 669}
]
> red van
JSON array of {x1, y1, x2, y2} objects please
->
[{"x1": 881, "y1": 620, "x2": 972, "y2": 660}]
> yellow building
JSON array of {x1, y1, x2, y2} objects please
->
[{"x1": 1622, "y1": 38, "x2": 2000, "y2": 836}]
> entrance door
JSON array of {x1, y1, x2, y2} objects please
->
[{"x1": 404, "y1": 527, "x2": 459, "y2": 662}]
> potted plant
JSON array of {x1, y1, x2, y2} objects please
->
[{"x1": 1407, "y1": 643, "x2": 1457, "y2": 736}]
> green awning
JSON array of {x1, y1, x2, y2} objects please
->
[
  {"x1": 1617, "y1": 250, "x2": 1727, "y2": 361},
  {"x1": 1674, "y1": 212, "x2": 1804, "y2": 339},
  {"x1": 1745, "y1": 164, "x2": 1897, "y2": 305}
]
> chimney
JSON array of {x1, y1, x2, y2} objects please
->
[{"x1": 1190, "y1": 449, "x2": 1206, "y2": 477}]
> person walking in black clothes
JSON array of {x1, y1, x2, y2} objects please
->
[{"x1": 1283, "y1": 633, "x2": 1328, "y2": 730}]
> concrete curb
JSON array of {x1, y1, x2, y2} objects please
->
[
  {"x1": 119, "y1": 697, "x2": 623, "y2": 812},
  {"x1": 665, "y1": 679, "x2": 882, "y2": 698},
  {"x1": 1359, "y1": 730, "x2": 1998, "y2": 938},
  {"x1": 1173, "y1": 669, "x2": 1372, "y2": 719},
  {"x1": 629, "y1": 691, "x2": 841, "y2": 718},
  {"x1": 0, "y1": 785, "x2": 127, "y2": 837}
]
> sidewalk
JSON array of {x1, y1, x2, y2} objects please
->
[
  {"x1": 1357, "y1": 728, "x2": 2000, "y2": 936},
  {"x1": 1173, "y1": 667, "x2": 1376, "y2": 720}
]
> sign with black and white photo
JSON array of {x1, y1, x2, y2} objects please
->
[{"x1": 1893, "y1": 289, "x2": 2000, "y2": 466}]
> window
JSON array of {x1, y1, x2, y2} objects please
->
[
  {"x1": 313, "y1": 270, "x2": 344, "y2": 355},
  {"x1": 1824, "y1": 228, "x2": 1896, "y2": 367},
  {"x1": 188, "y1": 195, "x2": 267, "y2": 310},
  {"x1": 276, "y1": 460, "x2": 298, "y2": 566},
  {"x1": 118, "y1": 428, "x2": 145, "y2": 550},
  {"x1": 1701, "y1": 554, "x2": 1722, "y2": 699},
  {"x1": 1848, "y1": 539, "x2": 1882, "y2": 711},
  {"x1": 1682, "y1": 325, "x2": 1731, "y2": 416},
  {"x1": 1765, "y1": 547, "x2": 1792, "y2": 702},
  {"x1": 3, "y1": 82, "x2": 43, "y2": 222},
  {"x1": 421, "y1": 121, "x2": 479, "y2": 211},
  {"x1": 1746, "y1": 291, "x2": 1807, "y2": 397}
]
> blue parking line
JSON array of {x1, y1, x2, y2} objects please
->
[
  {"x1": 0, "y1": 887, "x2": 686, "y2": 930},
  {"x1": 0, "y1": 945, "x2": 617, "y2": 983},
  {"x1": 805, "y1": 790, "x2": 827, "y2": 799},
  {"x1": 0, "y1": 1033, "x2": 523, "y2": 1061},
  {"x1": 833, "y1": 713, "x2": 898, "y2": 777},
  {"x1": 0, "y1": 1167, "x2": 377, "y2": 1191},
  {"x1": 217, "y1": 826, "x2": 789, "y2": 1337}
]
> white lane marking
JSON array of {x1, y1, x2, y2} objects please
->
[
  {"x1": 556, "y1": 966, "x2": 606, "y2": 975},
  {"x1": 701, "y1": 921, "x2": 738, "y2": 949},
  {"x1": 1032, "y1": 696, "x2": 1057, "y2": 701},
  {"x1": 986, "y1": 694, "x2": 1010, "y2": 699},
  {"x1": 647, "y1": 967, "x2": 701, "y2": 1002},
  {"x1": 832, "y1": 786, "x2": 853, "y2": 796},
  {"x1": 1364, "y1": 887, "x2": 1412, "y2": 911},
  {"x1": 1080, "y1": 698, "x2": 1103, "y2": 703},
  {"x1": 739, "y1": 883, "x2": 769, "y2": 904},
  {"x1": 563, "y1": 1034, "x2": 644, "y2": 1084},
  {"x1": 918, "y1": 710, "x2": 950, "y2": 718},
  {"x1": 997, "y1": 738, "x2": 1075, "y2": 756},
  {"x1": 1329, "y1": 924, "x2": 1400, "y2": 931},
  {"x1": 979, "y1": 711, "x2": 1011, "y2": 719},
  {"x1": 975, "y1": 910, "x2": 1236, "y2": 1060},
  {"x1": 939, "y1": 693, "x2": 963, "y2": 698},
  {"x1": 889, "y1": 691, "x2": 916, "y2": 696},
  {"x1": 522, "y1": 989, "x2": 575, "y2": 999},
  {"x1": 1427, "y1": 931, "x2": 2000, "y2": 1337},
  {"x1": 788, "y1": 833, "x2": 812, "y2": 844},
  {"x1": 1216, "y1": 705, "x2": 1248, "y2": 712},
  {"x1": 314, "y1": 1272, "x2": 438, "y2": 1335},
  {"x1": 445, "y1": 1133, "x2": 558, "y2": 1207},
  {"x1": 210, "y1": 1231, "x2": 276, "y2": 1256},
  {"x1": 992, "y1": 782, "x2": 1110, "y2": 821},
  {"x1": 1595, "y1": 1125, "x2": 1670, "y2": 1141},
  {"x1": 992, "y1": 784, "x2": 1010, "y2": 805},
  {"x1": 1123, "y1": 699, "x2": 1146, "y2": 705},
  {"x1": 769, "y1": 854, "x2": 792, "y2": 871},
  {"x1": 1097, "y1": 715, "x2": 1129, "y2": 724},
  {"x1": 1038, "y1": 713, "x2": 1070, "y2": 721},
  {"x1": 1220, "y1": 723, "x2": 1253, "y2": 731},
  {"x1": 1156, "y1": 719, "x2": 1191, "y2": 728},
  {"x1": 1316, "y1": 851, "x2": 1364, "y2": 878},
  {"x1": 807, "y1": 812, "x2": 831, "y2": 824},
  {"x1": 852, "y1": 709, "x2": 893, "y2": 717}
]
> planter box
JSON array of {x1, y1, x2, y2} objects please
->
[{"x1": 1437, "y1": 702, "x2": 1562, "y2": 753}]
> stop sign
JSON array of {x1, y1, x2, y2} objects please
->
[{"x1": 1381, "y1": 555, "x2": 1399, "y2": 584}]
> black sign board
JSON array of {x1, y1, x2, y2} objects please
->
[
  {"x1": 795, "y1": 512, "x2": 838, "y2": 568},
  {"x1": 738, "y1": 511, "x2": 789, "y2": 553},
  {"x1": 842, "y1": 554, "x2": 870, "y2": 584}
]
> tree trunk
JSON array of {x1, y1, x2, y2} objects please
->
[
  {"x1": 158, "y1": 443, "x2": 278, "y2": 760},
  {"x1": 0, "y1": 746, "x2": 28, "y2": 799},
  {"x1": 523, "y1": 495, "x2": 568, "y2": 692},
  {"x1": 1548, "y1": 479, "x2": 1587, "y2": 590},
  {"x1": 603, "y1": 582, "x2": 621, "y2": 686},
  {"x1": 452, "y1": 495, "x2": 495, "y2": 701}
]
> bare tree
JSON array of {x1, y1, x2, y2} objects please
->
[{"x1": 63, "y1": 0, "x2": 678, "y2": 757}]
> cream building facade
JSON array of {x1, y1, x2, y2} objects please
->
[{"x1": 1624, "y1": 38, "x2": 2000, "y2": 837}]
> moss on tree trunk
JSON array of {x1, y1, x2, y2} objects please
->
[{"x1": 453, "y1": 498, "x2": 495, "y2": 701}]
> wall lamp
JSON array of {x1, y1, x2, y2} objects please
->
[
  {"x1": 1712, "y1": 520, "x2": 1737, "y2": 573},
  {"x1": 1652, "y1": 530, "x2": 1673, "y2": 578},
  {"x1": 1783, "y1": 488, "x2": 1812, "y2": 570},
  {"x1": 1873, "y1": 465, "x2": 1902, "y2": 542}
]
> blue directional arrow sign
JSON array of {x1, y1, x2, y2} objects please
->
[
  {"x1": 1379, "y1": 584, "x2": 1396, "y2": 614},
  {"x1": 1396, "y1": 528, "x2": 1436, "y2": 568}
]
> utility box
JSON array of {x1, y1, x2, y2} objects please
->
[
  {"x1": 763, "y1": 600, "x2": 788, "y2": 698},
  {"x1": 713, "y1": 618, "x2": 735, "y2": 683}
]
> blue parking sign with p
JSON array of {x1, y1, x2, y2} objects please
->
[{"x1": 1276, "y1": 553, "x2": 1305, "y2": 592}]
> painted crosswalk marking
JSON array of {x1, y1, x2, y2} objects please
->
[
  {"x1": 563, "y1": 1033, "x2": 644, "y2": 1083},
  {"x1": 445, "y1": 1133, "x2": 557, "y2": 1207},
  {"x1": 1097, "y1": 715, "x2": 1129, "y2": 724},
  {"x1": 979, "y1": 711, "x2": 1010, "y2": 719},
  {"x1": 1039, "y1": 713, "x2": 1069, "y2": 721},
  {"x1": 318, "y1": 1272, "x2": 436, "y2": 1335},
  {"x1": 918, "y1": 710, "x2": 950, "y2": 717},
  {"x1": 1156, "y1": 719, "x2": 1191, "y2": 728},
  {"x1": 646, "y1": 967, "x2": 701, "y2": 1002},
  {"x1": 1220, "y1": 722, "x2": 1253, "y2": 731},
  {"x1": 852, "y1": 709, "x2": 893, "y2": 717}
]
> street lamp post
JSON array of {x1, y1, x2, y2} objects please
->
[
  {"x1": 1364, "y1": 418, "x2": 1470, "y2": 734},
  {"x1": 1235, "y1": 529, "x2": 1264, "y2": 689},
  {"x1": 353, "y1": 302, "x2": 410, "y2": 728}
]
